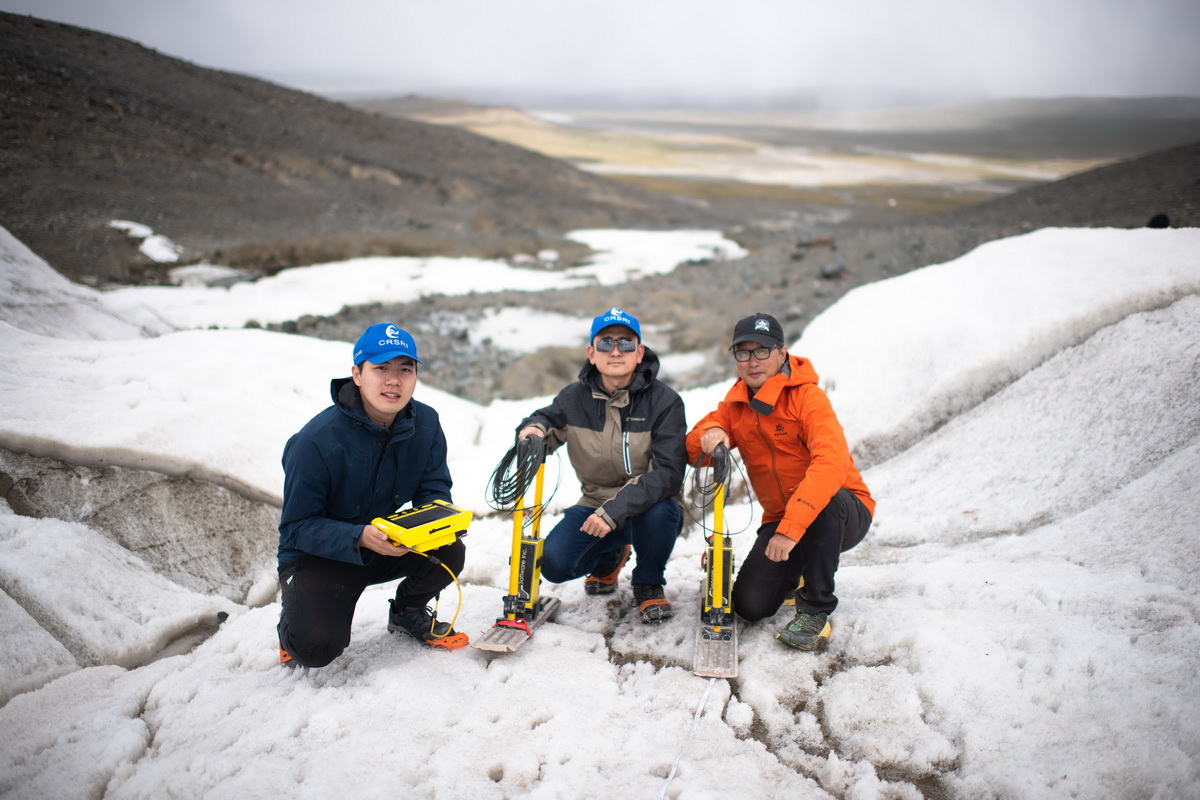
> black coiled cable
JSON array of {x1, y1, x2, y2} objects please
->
[
  {"x1": 486, "y1": 435, "x2": 551, "y2": 516},
  {"x1": 686, "y1": 441, "x2": 752, "y2": 537}
]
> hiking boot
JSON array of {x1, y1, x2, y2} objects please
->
[
  {"x1": 776, "y1": 611, "x2": 831, "y2": 651},
  {"x1": 632, "y1": 583, "x2": 674, "y2": 623},
  {"x1": 584, "y1": 544, "x2": 631, "y2": 595},
  {"x1": 388, "y1": 600, "x2": 469, "y2": 650}
]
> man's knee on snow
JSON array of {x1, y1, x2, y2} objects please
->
[{"x1": 282, "y1": 629, "x2": 348, "y2": 668}]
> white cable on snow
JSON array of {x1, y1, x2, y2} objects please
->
[{"x1": 657, "y1": 676, "x2": 719, "y2": 799}]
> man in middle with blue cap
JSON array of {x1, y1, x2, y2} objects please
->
[{"x1": 517, "y1": 308, "x2": 687, "y2": 623}]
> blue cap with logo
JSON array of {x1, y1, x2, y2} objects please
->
[
  {"x1": 590, "y1": 307, "x2": 641, "y2": 341},
  {"x1": 353, "y1": 323, "x2": 422, "y2": 365}
]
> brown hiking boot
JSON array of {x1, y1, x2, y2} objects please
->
[
  {"x1": 584, "y1": 544, "x2": 631, "y2": 595},
  {"x1": 633, "y1": 583, "x2": 674, "y2": 623}
]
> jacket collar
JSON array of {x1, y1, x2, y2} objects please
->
[
  {"x1": 330, "y1": 377, "x2": 414, "y2": 433},
  {"x1": 579, "y1": 345, "x2": 661, "y2": 397},
  {"x1": 724, "y1": 354, "x2": 818, "y2": 416}
]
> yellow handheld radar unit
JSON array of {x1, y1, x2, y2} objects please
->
[{"x1": 371, "y1": 500, "x2": 472, "y2": 552}]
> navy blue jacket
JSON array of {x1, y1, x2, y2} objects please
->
[{"x1": 277, "y1": 378, "x2": 452, "y2": 566}]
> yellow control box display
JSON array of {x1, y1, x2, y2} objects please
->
[{"x1": 372, "y1": 500, "x2": 472, "y2": 552}]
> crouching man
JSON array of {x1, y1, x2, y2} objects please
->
[
  {"x1": 517, "y1": 308, "x2": 686, "y2": 623},
  {"x1": 277, "y1": 323, "x2": 467, "y2": 667},
  {"x1": 686, "y1": 313, "x2": 874, "y2": 650}
]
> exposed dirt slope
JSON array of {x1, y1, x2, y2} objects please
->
[{"x1": 0, "y1": 12, "x2": 718, "y2": 285}]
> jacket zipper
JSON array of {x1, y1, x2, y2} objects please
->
[
  {"x1": 754, "y1": 414, "x2": 786, "y2": 509},
  {"x1": 622, "y1": 431, "x2": 631, "y2": 475},
  {"x1": 372, "y1": 430, "x2": 391, "y2": 508}
]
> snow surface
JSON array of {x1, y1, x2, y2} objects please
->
[
  {"x1": 1, "y1": 224, "x2": 1198, "y2": 799},
  {"x1": 109, "y1": 221, "x2": 182, "y2": 264},
  {"x1": 99, "y1": 228, "x2": 746, "y2": 331}
]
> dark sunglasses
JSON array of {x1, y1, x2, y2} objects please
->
[
  {"x1": 595, "y1": 337, "x2": 639, "y2": 353},
  {"x1": 732, "y1": 346, "x2": 778, "y2": 362}
]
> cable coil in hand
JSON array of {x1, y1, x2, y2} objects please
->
[
  {"x1": 486, "y1": 435, "x2": 552, "y2": 517},
  {"x1": 687, "y1": 441, "x2": 751, "y2": 537}
]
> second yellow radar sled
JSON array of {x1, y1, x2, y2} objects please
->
[{"x1": 693, "y1": 443, "x2": 739, "y2": 678}]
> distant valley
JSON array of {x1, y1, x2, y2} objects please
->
[{"x1": 351, "y1": 95, "x2": 1200, "y2": 221}]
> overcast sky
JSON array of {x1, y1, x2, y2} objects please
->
[{"x1": 5, "y1": 0, "x2": 1200, "y2": 107}]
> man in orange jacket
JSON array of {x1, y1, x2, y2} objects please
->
[{"x1": 686, "y1": 312, "x2": 874, "y2": 650}]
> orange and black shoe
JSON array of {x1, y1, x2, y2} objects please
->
[
  {"x1": 584, "y1": 544, "x2": 632, "y2": 595},
  {"x1": 633, "y1": 583, "x2": 674, "y2": 623},
  {"x1": 388, "y1": 601, "x2": 469, "y2": 650},
  {"x1": 279, "y1": 643, "x2": 297, "y2": 668}
]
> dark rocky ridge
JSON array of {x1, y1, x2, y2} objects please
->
[
  {"x1": 3, "y1": 11, "x2": 1198, "y2": 405},
  {"x1": 0, "y1": 12, "x2": 721, "y2": 286}
]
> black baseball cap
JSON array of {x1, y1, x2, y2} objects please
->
[{"x1": 730, "y1": 313, "x2": 784, "y2": 349}]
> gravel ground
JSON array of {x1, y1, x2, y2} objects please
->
[{"x1": 269, "y1": 138, "x2": 1200, "y2": 404}]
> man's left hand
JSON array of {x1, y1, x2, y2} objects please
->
[
  {"x1": 359, "y1": 524, "x2": 413, "y2": 557},
  {"x1": 764, "y1": 533, "x2": 796, "y2": 562}
]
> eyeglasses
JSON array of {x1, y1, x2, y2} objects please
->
[
  {"x1": 732, "y1": 346, "x2": 777, "y2": 362},
  {"x1": 595, "y1": 337, "x2": 638, "y2": 353}
]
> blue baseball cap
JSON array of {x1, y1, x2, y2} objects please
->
[
  {"x1": 590, "y1": 307, "x2": 641, "y2": 341},
  {"x1": 353, "y1": 323, "x2": 422, "y2": 365}
]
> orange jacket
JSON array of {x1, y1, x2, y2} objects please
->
[{"x1": 685, "y1": 355, "x2": 874, "y2": 542}]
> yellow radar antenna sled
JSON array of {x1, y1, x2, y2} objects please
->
[
  {"x1": 472, "y1": 435, "x2": 561, "y2": 652},
  {"x1": 693, "y1": 442, "x2": 739, "y2": 678}
]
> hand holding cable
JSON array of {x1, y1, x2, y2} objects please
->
[
  {"x1": 487, "y1": 433, "x2": 549, "y2": 512},
  {"x1": 699, "y1": 427, "x2": 731, "y2": 456}
]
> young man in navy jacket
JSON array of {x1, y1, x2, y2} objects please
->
[{"x1": 277, "y1": 323, "x2": 467, "y2": 667}]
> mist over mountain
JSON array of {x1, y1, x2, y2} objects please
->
[{"x1": 2, "y1": 6, "x2": 1198, "y2": 374}]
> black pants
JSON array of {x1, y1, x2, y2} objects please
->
[
  {"x1": 732, "y1": 489, "x2": 871, "y2": 621},
  {"x1": 277, "y1": 540, "x2": 465, "y2": 668}
]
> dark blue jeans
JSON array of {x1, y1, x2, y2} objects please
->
[
  {"x1": 732, "y1": 489, "x2": 871, "y2": 620},
  {"x1": 541, "y1": 498, "x2": 683, "y2": 587}
]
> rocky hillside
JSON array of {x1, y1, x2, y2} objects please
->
[
  {"x1": 279, "y1": 136, "x2": 1199, "y2": 403},
  {"x1": 0, "y1": 12, "x2": 718, "y2": 285},
  {"x1": 3, "y1": 11, "x2": 1198, "y2": 404}
]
